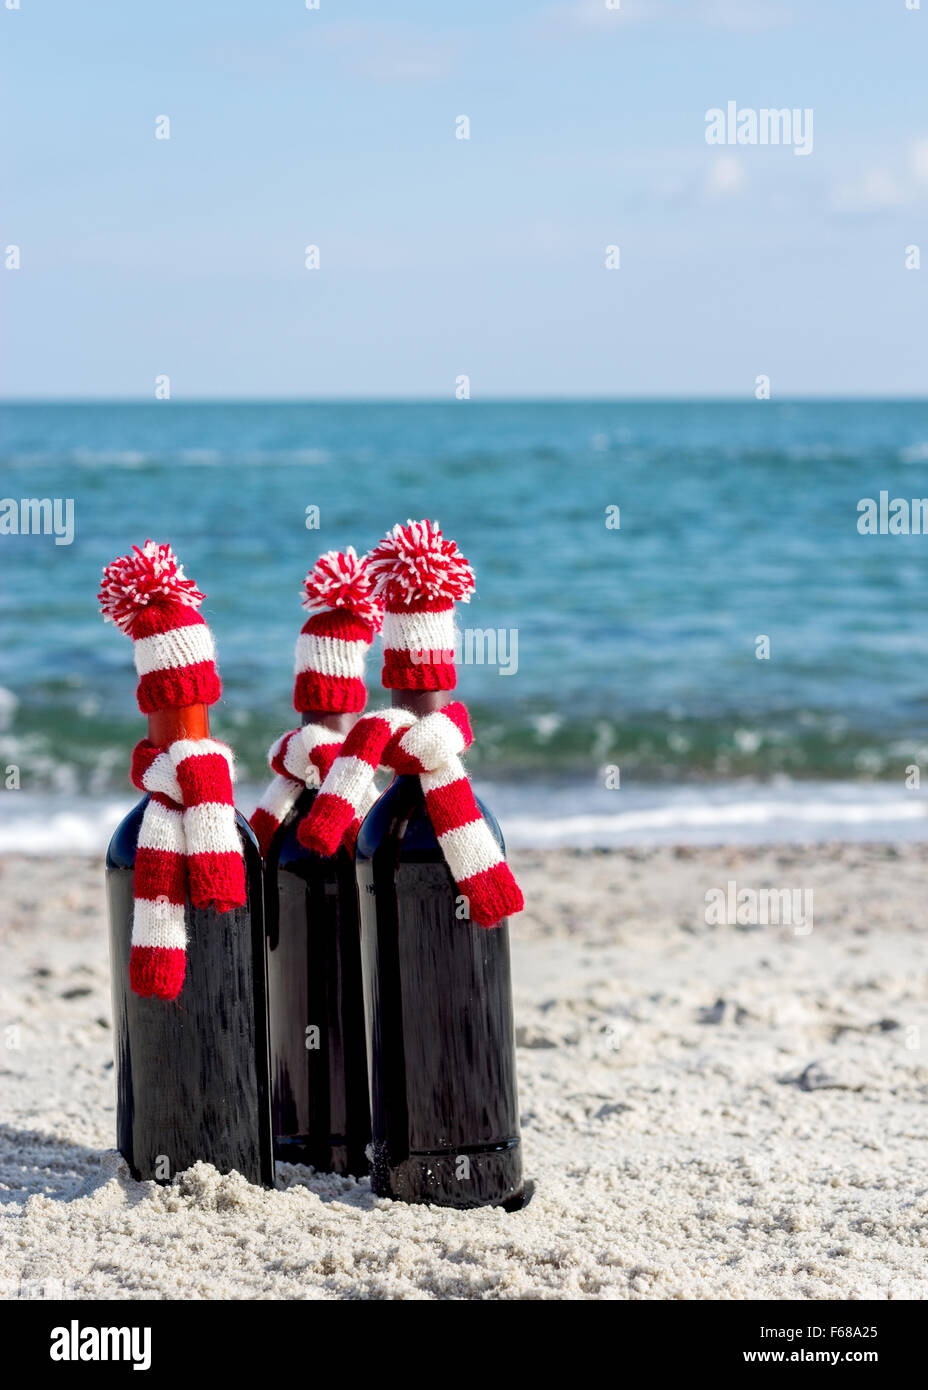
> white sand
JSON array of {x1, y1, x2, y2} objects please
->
[{"x1": 2, "y1": 845, "x2": 927, "y2": 1300}]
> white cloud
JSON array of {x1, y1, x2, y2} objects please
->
[
  {"x1": 706, "y1": 155, "x2": 746, "y2": 196},
  {"x1": 537, "y1": 0, "x2": 658, "y2": 32},
  {"x1": 538, "y1": 0, "x2": 790, "y2": 31},
  {"x1": 212, "y1": 22, "x2": 456, "y2": 83},
  {"x1": 910, "y1": 138, "x2": 928, "y2": 185},
  {"x1": 827, "y1": 141, "x2": 928, "y2": 214},
  {"x1": 700, "y1": 0, "x2": 793, "y2": 29},
  {"x1": 322, "y1": 24, "x2": 453, "y2": 82},
  {"x1": 832, "y1": 168, "x2": 907, "y2": 212}
]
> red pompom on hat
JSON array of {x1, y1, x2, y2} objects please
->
[
  {"x1": 367, "y1": 519, "x2": 474, "y2": 691},
  {"x1": 294, "y1": 547, "x2": 383, "y2": 714},
  {"x1": 98, "y1": 540, "x2": 221, "y2": 712}
]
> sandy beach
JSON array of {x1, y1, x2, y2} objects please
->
[{"x1": 2, "y1": 843, "x2": 927, "y2": 1301}]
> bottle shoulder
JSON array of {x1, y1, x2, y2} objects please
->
[
  {"x1": 106, "y1": 796, "x2": 148, "y2": 869},
  {"x1": 269, "y1": 787, "x2": 326, "y2": 874},
  {"x1": 106, "y1": 794, "x2": 260, "y2": 869},
  {"x1": 355, "y1": 774, "x2": 505, "y2": 861}
]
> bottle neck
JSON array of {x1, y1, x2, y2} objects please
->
[
  {"x1": 391, "y1": 689, "x2": 453, "y2": 715},
  {"x1": 147, "y1": 703, "x2": 210, "y2": 748},
  {"x1": 388, "y1": 691, "x2": 452, "y2": 793},
  {"x1": 301, "y1": 709, "x2": 359, "y2": 733}
]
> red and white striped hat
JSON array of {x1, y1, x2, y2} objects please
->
[
  {"x1": 98, "y1": 540, "x2": 221, "y2": 711},
  {"x1": 367, "y1": 519, "x2": 474, "y2": 690},
  {"x1": 294, "y1": 548, "x2": 383, "y2": 713}
]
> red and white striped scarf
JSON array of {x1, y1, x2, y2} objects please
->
[
  {"x1": 299, "y1": 702, "x2": 524, "y2": 928},
  {"x1": 129, "y1": 737, "x2": 246, "y2": 1001},
  {"x1": 250, "y1": 721, "x2": 379, "y2": 858}
]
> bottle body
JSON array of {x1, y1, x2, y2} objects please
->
[
  {"x1": 264, "y1": 788, "x2": 371, "y2": 1175},
  {"x1": 106, "y1": 796, "x2": 275, "y2": 1187},
  {"x1": 356, "y1": 775, "x2": 522, "y2": 1209}
]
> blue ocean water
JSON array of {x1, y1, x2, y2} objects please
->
[{"x1": 3, "y1": 399, "x2": 928, "y2": 846}]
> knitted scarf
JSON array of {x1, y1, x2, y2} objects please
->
[
  {"x1": 250, "y1": 721, "x2": 378, "y2": 859},
  {"x1": 129, "y1": 737, "x2": 245, "y2": 1001},
  {"x1": 299, "y1": 701, "x2": 524, "y2": 928}
]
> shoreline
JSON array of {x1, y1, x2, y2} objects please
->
[{"x1": 3, "y1": 779, "x2": 928, "y2": 855}]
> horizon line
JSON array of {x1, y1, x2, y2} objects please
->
[{"x1": 2, "y1": 395, "x2": 928, "y2": 407}]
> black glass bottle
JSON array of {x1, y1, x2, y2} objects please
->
[
  {"x1": 264, "y1": 785, "x2": 371, "y2": 1175},
  {"x1": 355, "y1": 768, "x2": 522, "y2": 1210},
  {"x1": 106, "y1": 795, "x2": 275, "y2": 1188}
]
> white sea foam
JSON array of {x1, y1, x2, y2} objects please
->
[
  {"x1": 7, "y1": 447, "x2": 331, "y2": 468},
  {"x1": 2, "y1": 782, "x2": 928, "y2": 854},
  {"x1": 484, "y1": 779, "x2": 928, "y2": 848},
  {"x1": 0, "y1": 687, "x2": 19, "y2": 732},
  {"x1": 500, "y1": 796, "x2": 927, "y2": 848},
  {"x1": 0, "y1": 797, "x2": 132, "y2": 855}
]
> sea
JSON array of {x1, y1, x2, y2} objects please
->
[{"x1": 3, "y1": 398, "x2": 928, "y2": 852}]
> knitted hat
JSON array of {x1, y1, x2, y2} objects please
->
[
  {"x1": 294, "y1": 547, "x2": 383, "y2": 713},
  {"x1": 98, "y1": 540, "x2": 221, "y2": 712},
  {"x1": 367, "y1": 519, "x2": 474, "y2": 690}
]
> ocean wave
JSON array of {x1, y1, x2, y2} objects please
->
[
  {"x1": 3, "y1": 783, "x2": 928, "y2": 854},
  {"x1": 501, "y1": 795, "x2": 928, "y2": 848},
  {"x1": 0, "y1": 704, "x2": 922, "y2": 794},
  {"x1": 3, "y1": 447, "x2": 332, "y2": 468},
  {"x1": 0, "y1": 797, "x2": 132, "y2": 855},
  {"x1": 485, "y1": 779, "x2": 928, "y2": 847},
  {"x1": 0, "y1": 688, "x2": 18, "y2": 733}
]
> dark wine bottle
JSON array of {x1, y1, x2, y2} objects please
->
[
  {"x1": 258, "y1": 545, "x2": 382, "y2": 1177},
  {"x1": 264, "y1": 768, "x2": 371, "y2": 1176},
  {"x1": 355, "y1": 697, "x2": 523, "y2": 1210},
  {"x1": 105, "y1": 704, "x2": 274, "y2": 1188}
]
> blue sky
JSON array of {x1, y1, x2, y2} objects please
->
[{"x1": 2, "y1": 0, "x2": 926, "y2": 398}]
